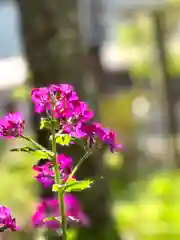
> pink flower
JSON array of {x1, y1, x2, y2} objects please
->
[
  {"x1": 64, "y1": 194, "x2": 90, "y2": 226},
  {"x1": 0, "y1": 112, "x2": 24, "y2": 138},
  {"x1": 32, "y1": 199, "x2": 59, "y2": 229},
  {"x1": 57, "y1": 154, "x2": 73, "y2": 177},
  {"x1": 31, "y1": 84, "x2": 78, "y2": 115},
  {"x1": 31, "y1": 87, "x2": 50, "y2": 113},
  {"x1": 31, "y1": 84, "x2": 94, "y2": 126},
  {"x1": 31, "y1": 83, "x2": 123, "y2": 153},
  {"x1": 33, "y1": 154, "x2": 73, "y2": 188},
  {"x1": 0, "y1": 206, "x2": 20, "y2": 231},
  {"x1": 98, "y1": 128, "x2": 123, "y2": 152},
  {"x1": 33, "y1": 161, "x2": 54, "y2": 188},
  {"x1": 32, "y1": 195, "x2": 89, "y2": 229}
]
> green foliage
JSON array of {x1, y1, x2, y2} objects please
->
[
  {"x1": 117, "y1": 16, "x2": 153, "y2": 47},
  {"x1": 40, "y1": 117, "x2": 60, "y2": 131},
  {"x1": 0, "y1": 149, "x2": 37, "y2": 227},
  {"x1": 40, "y1": 118, "x2": 52, "y2": 130},
  {"x1": 52, "y1": 184, "x2": 61, "y2": 192},
  {"x1": 114, "y1": 170, "x2": 180, "y2": 239},
  {"x1": 53, "y1": 179, "x2": 94, "y2": 193},
  {"x1": 64, "y1": 179, "x2": 94, "y2": 192},
  {"x1": 131, "y1": 60, "x2": 151, "y2": 78},
  {"x1": 55, "y1": 134, "x2": 71, "y2": 146},
  {"x1": 167, "y1": 54, "x2": 180, "y2": 76},
  {"x1": 10, "y1": 147, "x2": 51, "y2": 159}
]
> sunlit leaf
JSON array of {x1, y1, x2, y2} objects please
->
[
  {"x1": 10, "y1": 147, "x2": 51, "y2": 159},
  {"x1": 40, "y1": 118, "x2": 52, "y2": 130},
  {"x1": 64, "y1": 178, "x2": 94, "y2": 192},
  {"x1": 53, "y1": 179, "x2": 94, "y2": 193},
  {"x1": 52, "y1": 184, "x2": 62, "y2": 192},
  {"x1": 56, "y1": 134, "x2": 71, "y2": 146}
]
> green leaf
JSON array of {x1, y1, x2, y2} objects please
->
[
  {"x1": 52, "y1": 184, "x2": 62, "y2": 192},
  {"x1": 10, "y1": 147, "x2": 52, "y2": 159},
  {"x1": 56, "y1": 134, "x2": 71, "y2": 146},
  {"x1": 40, "y1": 118, "x2": 52, "y2": 130},
  {"x1": 53, "y1": 179, "x2": 94, "y2": 193},
  {"x1": 40, "y1": 118, "x2": 59, "y2": 130},
  {"x1": 65, "y1": 179, "x2": 94, "y2": 192}
]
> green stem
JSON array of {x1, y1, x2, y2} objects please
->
[
  {"x1": 52, "y1": 122, "x2": 67, "y2": 240},
  {"x1": 21, "y1": 135, "x2": 54, "y2": 158},
  {"x1": 65, "y1": 149, "x2": 92, "y2": 186},
  {"x1": 59, "y1": 191, "x2": 66, "y2": 239}
]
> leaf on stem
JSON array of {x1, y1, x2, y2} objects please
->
[
  {"x1": 40, "y1": 118, "x2": 52, "y2": 130},
  {"x1": 10, "y1": 147, "x2": 53, "y2": 159},
  {"x1": 53, "y1": 179, "x2": 94, "y2": 193},
  {"x1": 40, "y1": 118, "x2": 59, "y2": 130},
  {"x1": 50, "y1": 134, "x2": 71, "y2": 146},
  {"x1": 52, "y1": 184, "x2": 61, "y2": 192}
]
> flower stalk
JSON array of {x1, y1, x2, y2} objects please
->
[
  {"x1": 0, "y1": 84, "x2": 122, "y2": 234},
  {"x1": 52, "y1": 116, "x2": 67, "y2": 240}
]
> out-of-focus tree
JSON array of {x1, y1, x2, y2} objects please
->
[
  {"x1": 153, "y1": 11, "x2": 179, "y2": 165},
  {"x1": 17, "y1": 0, "x2": 120, "y2": 239}
]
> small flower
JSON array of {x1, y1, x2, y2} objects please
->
[
  {"x1": 0, "y1": 112, "x2": 24, "y2": 138},
  {"x1": 67, "y1": 122, "x2": 102, "y2": 147},
  {"x1": 98, "y1": 128, "x2": 123, "y2": 152},
  {"x1": 64, "y1": 194, "x2": 90, "y2": 226},
  {"x1": 70, "y1": 101, "x2": 94, "y2": 122},
  {"x1": 33, "y1": 161, "x2": 54, "y2": 188},
  {"x1": 31, "y1": 87, "x2": 50, "y2": 113},
  {"x1": 66, "y1": 121, "x2": 123, "y2": 152},
  {"x1": 57, "y1": 154, "x2": 73, "y2": 178},
  {"x1": 32, "y1": 201, "x2": 46, "y2": 228},
  {"x1": 54, "y1": 99, "x2": 72, "y2": 119},
  {"x1": 63, "y1": 122, "x2": 86, "y2": 139},
  {"x1": 32, "y1": 198, "x2": 60, "y2": 229},
  {"x1": 32, "y1": 84, "x2": 78, "y2": 115},
  {"x1": 32, "y1": 195, "x2": 89, "y2": 229},
  {"x1": 49, "y1": 84, "x2": 77, "y2": 101},
  {"x1": 81, "y1": 122, "x2": 102, "y2": 147},
  {"x1": 0, "y1": 206, "x2": 19, "y2": 231},
  {"x1": 33, "y1": 154, "x2": 73, "y2": 187}
]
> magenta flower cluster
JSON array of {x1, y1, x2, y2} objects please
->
[
  {"x1": 0, "y1": 206, "x2": 19, "y2": 231},
  {"x1": 0, "y1": 112, "x2": 24, "y2": 138},
  {"x1": 32, "y1": 84, "x2": 122, "y2": 153},
  {"x1": 0, "y1": 83, "x2": 122, "y2": 233},
  {"x1": 33, "y1": 154, "x2": 73, "y2": 188},
  {"x1": 32, "y1": 194, "x2": 89, "y2": 229}
]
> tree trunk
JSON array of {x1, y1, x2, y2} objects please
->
[
  {"x1": 17, "y1": 0, "x2": 120, "y2": 239},
  {"x1": 153, "y1": 11, "x2": 179, "y2": 166}
]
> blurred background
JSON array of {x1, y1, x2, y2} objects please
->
[{"x1": 1, "y1": 0, "x2": 180, "y2": 239}]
